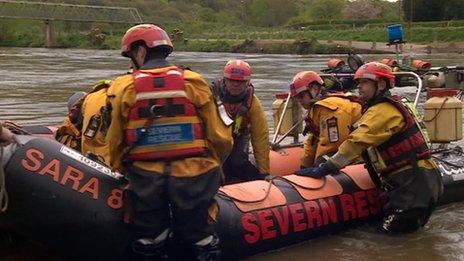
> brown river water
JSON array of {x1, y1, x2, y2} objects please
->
[{"x1": 1, "y1": 47, "x2": 464, "y2": 260}]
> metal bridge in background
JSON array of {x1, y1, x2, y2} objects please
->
[{"x1": 0, "y1": 0, "x2": 143, "y2": 46}]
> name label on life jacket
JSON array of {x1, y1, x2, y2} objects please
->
[{"x1": 136, "y1": 123, "x2": 194, "y2": 146}]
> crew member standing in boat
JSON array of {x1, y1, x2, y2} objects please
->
[
  {"x1": 296, "y1": 62, "x2": 443, "y2": 234},
  {"x1": 0, "y1": 123, "x2": 16, "y2": 145},
  {"x1": 55, "y1": 80, "x2": 113, "y2": 165},
  {"x1": 211, "y1": 59, "x2": 269, "y2": 184},
  {"x1": 106, "y1": 24, "x2": 232, "y2": 260},
  {"x1": 289, "y1": 71, "x2": 362, "y2": 167}
]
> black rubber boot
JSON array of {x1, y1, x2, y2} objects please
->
[
  {"x1": 193, "y1": 235, "x2": 221, "y2": 261},
  {"x1": 130, "y1": 238, "x2": 168, "y2": 261}
]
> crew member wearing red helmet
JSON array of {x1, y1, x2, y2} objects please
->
[
  {"x1": 297, "y1": 62, "x2": 443, "y2": 234},
  {"x1": 211, "y1": 59, "x2": 269, "y2": 184},
  {"x1": 289, "y1": 71, "x2": 362, "y2": 167},
  {"x1": 105, "y1": 24, "x2": 232, "y2": 260}
]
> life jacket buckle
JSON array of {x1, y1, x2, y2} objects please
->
[{"x1": 150, "y1": 104, "x2": 164, "y2": 118}]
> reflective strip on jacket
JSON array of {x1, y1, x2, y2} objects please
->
[
  {"x1": 301, "y1": 95, "x2": 362, "y2": 167},
  {"x1": 106, "y1": 66, "x2": 233, "y2": 177}
]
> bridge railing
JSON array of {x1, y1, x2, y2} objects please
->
[{"x1": 0, "y1": 0, "x2": 142, "y2": 24}]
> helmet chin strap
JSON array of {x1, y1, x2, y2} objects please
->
[
  {"x1": 130, "y1": 55, "x2": 140, "y2": 70},
  {"x1": 307, "y1": 85, "x2": 321, "y2": 100},
  {"x1": 367, "y1": 82, "x2": 389, "y2": 105},
  {"x1": 128, "y1": 47, "x2": 141, "y2": 70}
]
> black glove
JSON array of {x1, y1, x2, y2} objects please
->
[{"x1": 295, "y1": 161, "x2": 338, "y2": 179}]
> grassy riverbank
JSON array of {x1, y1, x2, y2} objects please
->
[{"x1": 1, "y1": 19, "x2": 464, "y2": 54}]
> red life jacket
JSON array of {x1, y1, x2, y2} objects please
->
[
  {"x1": 303, "y1": 92, "x2": 362, "y2": 137},
  {"x1": 125, "y1": 67, "x2": 208, "y2": 161},
  {"x1": 372, "y1": 95, "x2": 431, "y2": 174}
]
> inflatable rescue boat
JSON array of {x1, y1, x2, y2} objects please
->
[{"x1": 1, "y1": 124, "x2": 464, "y2": 260}]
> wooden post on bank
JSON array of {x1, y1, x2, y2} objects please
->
[{"x1": 44, "y1": 19, "x2": 56, "y2": 48}]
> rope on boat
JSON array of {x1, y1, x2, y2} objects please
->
[
  {"x1": 0, "y1": 146, "x2": 9, "y2": 213},
  {"x1": 217, "y1": 178, "x2": 275, "y2": 204},
  {"x1": 217, "y1": 175, "x2": 327, "y2": 204},
  {"x1": 2, "y1": 121, "x2": 31, "y2": 135},
  {"x1": 423, "y1": 97, "x2": 449, "y2": 123}
]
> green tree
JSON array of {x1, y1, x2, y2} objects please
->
[
  {"x1": 444, "y1": 0, "x2": 464, "y2": 20},
  {"x1": 249, "y1": 0, "x2": 296, "y2": 26},
  {"x1": 309, "y1": 0, "x2": 347, "y2": 21},
  {"x1": 403, "y1": 0, "x2": 445, "y2": 21},
  {"x1": 342, "y1": 0, "x2": 381, "y2": 20}
]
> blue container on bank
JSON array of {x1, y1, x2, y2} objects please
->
[{"x1": 387, "y1": 24, "x2": 404, "y2": 44}]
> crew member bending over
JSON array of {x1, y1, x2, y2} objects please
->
[{"x1": 289, "y1": 71, "x2": 362, "y2": 167}]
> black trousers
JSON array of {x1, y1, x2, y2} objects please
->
[
  {"x1": 125, "y1": 165, "x2": 221, "y2": 244},
  {"x1": 380, "y1": 167, "x2": 443, "y2": 233},
  {"x1": 222, "y1": 151, "x2": 264, "y2": 185}
]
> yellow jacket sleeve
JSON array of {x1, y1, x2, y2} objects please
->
[
  {"x1": 248, "y1": 95, "x2": 270, "y2": 174},
  {"x1": 331, "y1": 102, "x2": 405, "y2": 168},
  {"x1": 106, "y1": 74, "x2": 135, "y2": 171},
  {"x1": 184, "y1": 70, "x2": 233, "y2": 162},
  {"x1": 301, "y1": 133, "x2": 316, "y2": 167},
  {"x1": 55, "y1": 117, "x2": 81, "y2": 150}
]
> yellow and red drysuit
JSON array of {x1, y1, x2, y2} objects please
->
[
  {"x1": 106, "y1": 63, "x2": 233, "y2": 247},
  {"x1": 328, "y1": 95, "x2": 443, "y2": 233}
]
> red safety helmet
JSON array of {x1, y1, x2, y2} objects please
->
[
  {"x1": 223, "y1": 60, "x2": 251, "y2": 81},
  {"x1": 380, "y1": 58, "x2": 399, "y2": 67},
  {"x1": 354, "y1": 62, "x2": 395, "y2": 87},
  {"x1": 289, "y1": 71, "x2": 324, "y2": 98},
  {"x1": 327, "y1": 58, "x2": 345, "y2": 69},
  {"x1": 121, "y1": 24, "x2": 173, "y2": 57}
]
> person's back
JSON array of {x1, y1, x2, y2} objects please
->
[
  {"x1": 108, "y1": 65, "x2": 231, "y2": 175},
  {"x1": 105, "y1": 24, "x2": 232, "y2": 260},
  {"x1": 211, "y1": 59, "x2": 269, "y2": 184}
]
